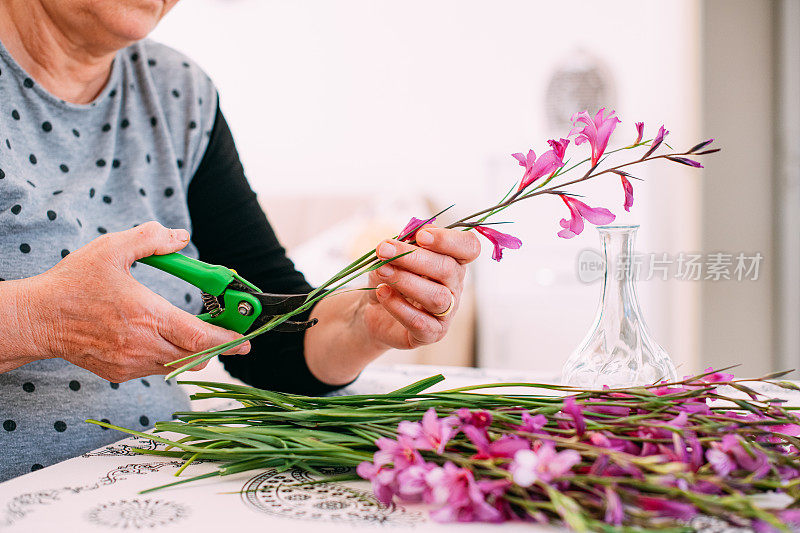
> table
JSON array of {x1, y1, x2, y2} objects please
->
[{"x1": 0, "y1": 365, "x2": 795, "y2": 532}]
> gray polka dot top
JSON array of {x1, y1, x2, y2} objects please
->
[{"x1": 0, "y1": 38, "x2": 218, "y2": 481}]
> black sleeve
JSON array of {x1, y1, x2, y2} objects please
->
[{"x1": 187, "y1": 101, "x2": 344, "y2": 395}]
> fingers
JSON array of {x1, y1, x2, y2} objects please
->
[
  {"x1": 158, "y1": 306, "x2": 251, "y2": 356},
  {"x1": 372, "y1": 263, "x2": 455, "y2": 316},
  {"x1": 374, "y1": 284, "x2": 445, "y2": 348},
  {"x1": 414, "y1": 226, "x2": 482, "y2": 265},
  {"x1": 376, "y1": 239, "x2": 463, "y2": 287},
  {"x1": 100, "y1": 221, "x2": 190, "y2": 266}
]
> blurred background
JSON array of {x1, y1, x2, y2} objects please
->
[{"x1": 152, "y1": 0, "x2": 799, "y2": 378}]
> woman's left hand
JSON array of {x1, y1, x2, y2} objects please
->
[{"x1": 362, "y1": 225, "x2": 482, "y2": 350}]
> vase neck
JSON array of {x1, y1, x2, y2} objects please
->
[{"x1": 598, "y1": 226, "x2": 640, "y2": 317}]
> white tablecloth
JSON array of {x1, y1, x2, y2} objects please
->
[{"x1": 0, "y1": 365, "x2": 795, "y2": 532}]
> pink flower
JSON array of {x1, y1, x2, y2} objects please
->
[
  {"x1": 395, "y1": 462, "x2": 437, "y2": 502},
  {"x1": 356, "y1": 461, "x2": 397, "y2": 505},
  {"x1": 399, "y1": 216, "x2": 436, "y2": 242},
  {"x1": 568, "y1": 108, "x2": 622, "y2": 166},
  {"x1": 753, "y1": 510, "x2": 800, "y2": 533},
  {"x1": 373, "y1": 436, "x2": 423, "y2": 469},
  {"x1": 509, "y1": 442, "x2": 581, "y2": 487},
  {"x1": 604, "y1": 486, "x2": 624, "y2": 525},
  {"x1": 475, "y1": 226, "x2": 522, "y2": 261},
  {"x1": 638, "y1": 497, "x2": 698, "y2": 521},
  {"x1": 633, "y1": 122, "x2": 644, "y2": 145},
  {"x1": 652, "y1": 384, "x2": 690, "y2": 396},
  {"x1": 398, "y1": 408, "x2": 458, "y2": 454},
  {"x1": 707, "y1": 434, "x2": 771, "y2": 479},
  {"x1": 456, "y1": 408, "x2": 493, "y2": 429},
  {"x1": 547, "y1": 138, "x2": 570, "y2": 160},
  {"x1": 584, "y1": 398, "x2": 630, "y2": 417},
  {"x1": 514, "y1": 412, "x2": 547, "y2": 433},
  {"x1": 698, "y1": 367, "x2": 735, "y2": 383},
  {"x1": 643, "y1": 125, "x2": 669, "y2": 158},
  {"x1": 556, "y1": 194, "x2": 615, "y2": 239},
  {"x1": 589, "y1": 432, "x2": 639, "y2": 454},
  {"x1": 426, "y1": 462, "x2": 504, "y2": 523},
  {"x1": 463, "y1": 426, "x2": 529, "y2": 460},
  {"x1": 618, "y1": 173, "x2": 634, "y2": 212},
  {"x1": 512, "y1": 149, "x2": 564, "y2": 192},
  {"x1": 706, "y1": 447, "x2": 736, "y2": 477}
]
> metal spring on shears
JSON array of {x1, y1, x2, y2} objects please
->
[{"x1": 201, "y1": 292, "x2": 223, "y2": 317}]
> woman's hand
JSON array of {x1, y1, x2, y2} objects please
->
[
  {"x1": 363, "y1": 225, "x2": 481, "y2": 350},
  {"x1": 302, "y1": 224, "x2": 483, "y2": 386},
  {"x1": 13, "y1": 221, "x2": 249, "y2": 382}
]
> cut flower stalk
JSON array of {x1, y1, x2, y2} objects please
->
[{"x1": 163, "y1": 110, "x2": 718, "y2": 377}]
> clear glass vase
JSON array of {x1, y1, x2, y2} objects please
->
[{"x1": 562, "y1": 225, "x2": 677, "y2": 387}]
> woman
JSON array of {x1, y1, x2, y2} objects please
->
[{"x1": 0, "y1": 0, "x2": 480, "y2": 481}]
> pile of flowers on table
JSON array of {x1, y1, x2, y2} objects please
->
[
  {"x1": 355, "y1": 369, "x2": 800, "y2": 531},
  {"x1": 92, "y1": 369, "x2": 800, "y2": 532}
]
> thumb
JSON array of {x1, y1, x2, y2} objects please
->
[
  {"x1": 160, "y1": 305, "x2": 252, "y2": 356},
  {"x1": 104, "y1": 221, "x2": 190, "y2": 266}
]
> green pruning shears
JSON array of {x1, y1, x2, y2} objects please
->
[{"x1": 137, "y1": 253, "x2": 317, "y2": 334}]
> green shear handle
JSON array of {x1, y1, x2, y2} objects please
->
[{"x1": 137, "y1": 253, "x2": 315, "y2": 335}]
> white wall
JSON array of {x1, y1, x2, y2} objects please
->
[
  {"x1": 699, "y1": 0, "x2": 776, "y2": 376},
  {"x1": 152, "y1": 0, "x2": 703, "y2": 375}
]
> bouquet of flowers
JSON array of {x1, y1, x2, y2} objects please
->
[
  {"x1": 90, "y1": 369, "x2": 800, "y2": 531},
  {"x1": 163, "y1": 109, "x2": 718, "y2": 379}
]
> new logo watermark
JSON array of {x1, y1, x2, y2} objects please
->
[{"x1": 576, "y1": 251, "x2": 763, "y2": 284}]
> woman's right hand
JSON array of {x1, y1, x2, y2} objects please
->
[{"x1": 5, "y1": 221, "x2": 249, "y2": 382}]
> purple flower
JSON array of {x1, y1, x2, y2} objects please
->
[
  {"x1": 638, "y1": 497, "x2": 698, "y2": 521},
  {"x1": 569, "y1": 108, "x2": 622, "y2": 166},
  {"x1": 475, "y1": 226, "x2": 522, "y2": 262},
  {"x1": 557, "y1": 194, "x2": 615, "y2": 239},
  {"x1": 666, "y1": 156, "x2": 704, "y2": 168},
  {"x1": 399, "y1": 216, "x2": 436, "y2": 242},
  {"x1": 562, "y1": 397, "x2": 587, "y2": 436},
  {"x1": 509, "y1": 442, "x2": 581, "y2": 487},
  {"x1": 398, "y1": 408, "x2": 458, "y2": 454},
  {"x1": 426, "y1": 462, "x2": 504, "y2": 523}
]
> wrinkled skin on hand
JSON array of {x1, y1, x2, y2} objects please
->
[{"x1": 22, "y1": 221, "x2": 249, "y2": 382}]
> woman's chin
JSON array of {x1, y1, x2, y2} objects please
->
[{"x1": 88, "y1": 1, "x2": 176, "y2": 45}]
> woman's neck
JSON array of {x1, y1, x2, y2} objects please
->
[{"x1": 0, "y1": 2, "x2": 118, "y2": 104}]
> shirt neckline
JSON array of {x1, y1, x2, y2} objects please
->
[{"x1": 0, "y1": 36, "x2": 122, "y2": 111}]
